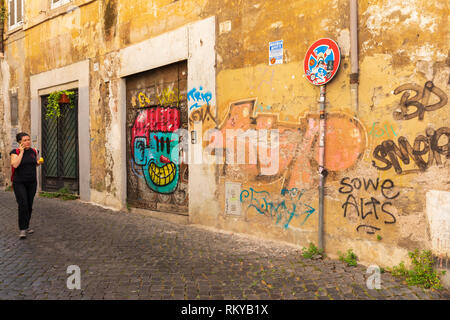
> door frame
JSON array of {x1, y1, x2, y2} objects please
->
[
  {"x1": 117, "y1": 16, "x2": 217, "y2": 214},
  {"x1": 30, "y1": 60, "x2": 90, "y2": 201}
]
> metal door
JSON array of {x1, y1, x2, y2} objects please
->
[
  {"x1": 41, "y1": 92, "x2": 79, "y2": 193},
  {"x1": 126, "y1": 61, "x2": 188, "y2": 214}
]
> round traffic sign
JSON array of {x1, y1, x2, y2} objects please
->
[{"x1": 304, "y1": 38, "x2": 341, "y2": 86}]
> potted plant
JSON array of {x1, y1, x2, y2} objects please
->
[
  {"x1": 59, "y1": 92, "x2": 70, "y2": 104},
  {"x1": 45, "y1": 90, "x2": 75, "y2": 120}
]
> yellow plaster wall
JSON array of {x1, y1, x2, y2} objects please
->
[{"x1": 0, "y1": 0, "x2": 448, "y2": 271}]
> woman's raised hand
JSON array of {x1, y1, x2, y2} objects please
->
[{"x1": 19, "y1": 143, "x2": 25, "y2": 154}]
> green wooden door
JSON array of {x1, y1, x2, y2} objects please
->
[{"x1": 41, "y1": 92, "x2": 79, "y2": 193}]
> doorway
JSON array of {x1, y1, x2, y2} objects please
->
[
  {"x1": 126, "y1": 61, "x2": 188, "y2": 214},
  {"x1": 41, "y1": 91, "x2": 79, "y2": 193}
]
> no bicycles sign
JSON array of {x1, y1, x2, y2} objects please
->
[{"x1": 304, "y1": 38, "x2": 341, "y2": 86}]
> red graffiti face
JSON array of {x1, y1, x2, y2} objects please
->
[{"x1": 131, "y1": 107, "x2": 180, "y2": 160}]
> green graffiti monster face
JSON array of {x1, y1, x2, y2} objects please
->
[{"x1": 146, "y1": 132, "x2": 179, "y2": 191}]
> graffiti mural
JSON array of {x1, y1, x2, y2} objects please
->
[
  {"x1": 131, "y1": 107, "x2": 181, "y2": 193},
  {"x1": 188, "y1": 86, "x2": 213, "y2": 110},
  {"x1": 339, "y1": 177, "x2": 399, "y2": 235},
  {"x1": 189, "y1": 104, "x2": 217, "y2": 126},
  {"x1": 126, "y1": 60, "x2": 188, "y2": 213},
  {"x1": 135, "y1": 88, "x2": 184, "y2": 108},
  {"x1": 207, "y1": 98, "x2": 367, "y2": 190},
  {"x1": 368, "y1": 122, "x2": 398, "y2": 138},
  {"x1": 372, "y1": 126, "x2": 450, "y2": 174},
  {"x1": 157, "y1": 87, "x2": 184, "y2": 105},
  {"x1": 393, "y1": 81, "x2": 447, "y2": 121},
  {"x1": 240, "y1": 187, "x2": 315, "y2": 229},
  {"x1": 370, "y1": 80, "x2": 449, "y2": 175}
]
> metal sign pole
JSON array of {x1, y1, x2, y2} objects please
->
[
  {"x1": 303, "y1": 38, "x2": 340, "y2": 251},
  {"x1": 318, "y1": 85, "x2": 327, "y2": 250}
]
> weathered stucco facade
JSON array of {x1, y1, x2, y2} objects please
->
[{"x1": 0, "y1": 0, "x2": 449, "y2": 285}]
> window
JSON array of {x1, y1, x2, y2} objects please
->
[
  {"x1": 8, "y1": 0, "x2": 23, "y2": 30},
  {"x1": 51, "y1": 0, "x2": 71, "y2": 10}
]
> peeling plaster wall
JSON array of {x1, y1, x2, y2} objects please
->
[
  {"x1": 0, "y1": 58, "x2": 12, "y2": 187},
  {"x1": 211, "y1": 1, "x2": 449, "y2": 280},
  {"x1": 208, "y1": 0, "x2": 449, "y2": 277},
  {"x1": 0, "y1": 26, "x2": 27, "y2": 188},
  {"x1": 0, "y1": 0, "x2": 448, "y2": 283}
]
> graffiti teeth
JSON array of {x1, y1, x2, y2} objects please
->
[{"x1": 149, "y1": 162, "x2": 176, "y2": 186}]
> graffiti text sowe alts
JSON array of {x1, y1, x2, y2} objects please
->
[{"x1": 339, "y1": 177, "x2": 399, "y2": 235}]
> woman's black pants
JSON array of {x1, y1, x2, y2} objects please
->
[{"x1": 13, "y1": 181, "x2": 37, "y2": 231}]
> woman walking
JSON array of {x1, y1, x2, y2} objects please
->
[{"x1": 10, "y1": 132, "x2": 42, "y2": 239}]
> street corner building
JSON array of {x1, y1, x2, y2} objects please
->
[{"x1": 0, "y1": 0, "x2": 449, "y2": 287}]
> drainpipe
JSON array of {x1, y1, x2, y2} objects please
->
[
  {"x1": 318, "y1": 85, "x2": 327, "y2": 250},
  {"x1": 350, "y1": 0, "x2": 359, "y2": 114}
]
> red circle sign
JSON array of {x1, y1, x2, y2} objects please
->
[{"x1": 304, "y1": 38, "x2": 341, "y2": 86}]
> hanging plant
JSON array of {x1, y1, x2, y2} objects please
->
[{"x1": 46, "y1": 90, "x2": 75, "y2": 120}]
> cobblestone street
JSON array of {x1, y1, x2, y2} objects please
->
[{"x1": 0, "y1": 190, "x2": 448, "y2": 300}]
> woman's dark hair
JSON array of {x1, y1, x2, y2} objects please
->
[{"x1": 16, "y1": 132, "x2": 30, "y2": 143}]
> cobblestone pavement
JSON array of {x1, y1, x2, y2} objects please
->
[{"x1": 0, "y1": 190, "x2": 449, "y2": 300}]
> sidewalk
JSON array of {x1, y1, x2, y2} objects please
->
[{"x1": 0, "y1": 190, "x2": 448, "y2": 300}]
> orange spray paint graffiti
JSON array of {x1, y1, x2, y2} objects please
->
[{"x1": 207, "y1": 99, "x2": 367, "y2": 189}]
